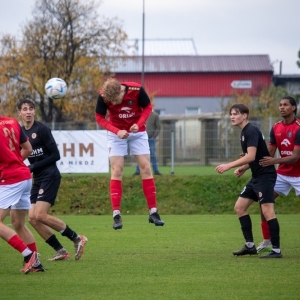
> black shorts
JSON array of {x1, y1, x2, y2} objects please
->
[
  {"x1": 239, "y1": 174, "x2": 277, "y2": 204},
  {"x1": 30, "y1": 177, "x2": 61, "y2": 206}
]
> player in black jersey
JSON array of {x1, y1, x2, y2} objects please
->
[
  {"x1": 215, "y1": 104, "x2": 282, "y2": 258},
  {"x1": 17, "y1": 99, "x2": 87, "y2": 261}
]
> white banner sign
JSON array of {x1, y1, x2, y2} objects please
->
[
  {"x1": 231, "y1": 80, "x2": 252, "y2": 89},
  {"x1": 52, "y1": 130, "x2": 109, "y2": 173}
]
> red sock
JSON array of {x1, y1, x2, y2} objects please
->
[
  {"x1": 110, "y1": 179, "x2": 122, "y2": 210},
  {"x1": 261, "y1": 221, "x2": 270, "y2": 239},
  {"x1": 27, "y1": 242, "x2": 38, "y2": 252},
  {"x1": 142, "y1": 178, "x2": 157, "y2": 209},
  {"x1": 8, "y1": 235, "x2": 27, "y2": 253}
]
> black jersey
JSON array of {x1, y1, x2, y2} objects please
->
[
  {"x1": 240, "y1": 123, "x2": 276, "y2": 177},
  {"x1": 23, "y1": 121, "x2": 61, "y2": 182}
]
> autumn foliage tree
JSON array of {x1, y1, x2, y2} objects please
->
[
  {"x1": 225, "y1": 85, "x2": 288, "y2": 118},
  {"x1": 0, "y1": 0, "x2": 128, "y2": 123}
]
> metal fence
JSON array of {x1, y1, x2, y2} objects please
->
[{"x1": 45, "y1": 114, "x2": 280, "y2": 167}]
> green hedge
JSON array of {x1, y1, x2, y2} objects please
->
[{"x1": 52, "y1": 175, "x2": 300, "y2": 215}]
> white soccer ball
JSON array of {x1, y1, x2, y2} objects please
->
[{"x1": 45, "y1": 77, "x2": 67, "y2": 99}]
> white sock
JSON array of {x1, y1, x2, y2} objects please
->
[
  {"x1": 22, "y1": 248, "x2": 32, "y2": 257},
  {"x1": 149, "y1": 207, "x2": 157, "y2": 214},
  {"x1": 113, "y1": 210, "x2": 121, "y2": 217},
  {"x1": 246, "y1": 242, "x2": 254, "y2": 248},
  {"x1": 272, "y1": 248, "x2": 281, "y2": 253}
]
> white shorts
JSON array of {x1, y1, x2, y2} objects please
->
[
  {"x1": 107, "y1": 131, "x2": 150, "y2": 157},
  {"x1": 274, "y1": 174, "x2": 300, "y2": 196},
  {"x1": 0, "y1": 179, "x2": 32, "y2": 210}
]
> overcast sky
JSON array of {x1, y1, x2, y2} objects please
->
[{"x1": 1, "y1": 0, "x2": 300, "y2": 74}]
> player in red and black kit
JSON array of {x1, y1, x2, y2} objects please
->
[
  {"x1": 257, "y1": 96, "x2": 300, "y2": 252},
  {"x1": 17, "y1": 99, "x2": 87, "y2": 261},
  {"x1": 216, "y1": 104, "x2": 282, "y2": 258},
  {"x1": 95, "y1": 78, "x2": 164, "y2": 229},
  {"x1": 0, "y1": 113, "x2": 42, "y2": 273}
]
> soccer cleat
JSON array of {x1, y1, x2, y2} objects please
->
[
  {"x1": 21, "y1": 263, "x2": 45, "y2": 273},
  {"x1": 113, "y1": 214, "x2": 123, "y2": 230},
  {"x1": 22, "y1": 251, "x2": 39, "y2": 274},
  {"x1": 149, "y1": 212, "x2": 164, "y2": 226},
  {"x1": 30, "y1": 264, "x2": 45, "y2": 272},
  {"x1": 259, "y1": 250, "x2": 283, "y2": 258},
  {"x1": 256, "y1": 240, "x2": 272, "y2": 253},
  {"x1": 232, "y1": 245, "x2": 257, "y2": 256},
  {"x1": 74, "y1": 235, "x2": 88, "y2": 260},
  {"x1": 154, "y1": 171, "x2": 162, "y2": 175},
  {"x1": 47, "y1": 248, "x2": 70, "y2": 261}
]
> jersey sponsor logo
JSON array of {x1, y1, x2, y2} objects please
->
[
  {"x1": 281, "y1": 139, "x2": 291, "y2": 147},
  {"x1": 281, "y1": 150, "x2": 293, "y2": 156},
  {"x1": 30, "y1": 147, "x2": 44, "y2": 157},
  {"x1": 120, "y1": 107, "x2": 132, "y2": 112},
  {"x1": 119, "y1": 112, "x2": 135, "y2": 118},
  {"x1": 119, "y1": 107, "x2": 135, "y2": 119}
]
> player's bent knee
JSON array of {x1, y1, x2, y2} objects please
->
[
  {"x1": 11, "y1": 219, "x2": 23, "y2": 230},
  {"x1": 35, "y1": 212, "x2": 48, "y2": 223}
]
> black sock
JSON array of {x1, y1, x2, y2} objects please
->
[
  {"x1": 61, "y1": 225, "x2": 78, "y2": 241},
  {"x1": 46, "y1": 234, "x2": 64, "y2": 251},
  {"x1": 267, "y1": 218, "x2": 280, "y2": 249},
  {"x1": 24, "y1": 253, "x2": 32, "y2": 263},
  {"x1": 239, "y1": 215, "x2": 254, "y2": 243}
]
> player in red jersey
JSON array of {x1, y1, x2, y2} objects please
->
[
  {"x1": 257, "y1": 96, "x2": 300, "y2": 253},
  {"x1": 0, "y1": 113, "x2": 43, "y2": 273},
  {"x1": 95, "y1": 78, "x2": 164, "y2": 229}
]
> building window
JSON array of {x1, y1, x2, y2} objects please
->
[
  {"x1": 185, "y1": 107, "x2": 201, "y2": 115},
  {"x1": 155, "y1": 109, "x2": 165, "y2": 115}
]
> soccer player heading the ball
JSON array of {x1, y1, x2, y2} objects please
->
[
  {"x1": 95, "y1": 78, "x2": 164, "y2": 229},
  {"x1": 17, "y1": 99, "x2": 87, "y2": 261},
  {"x1": 215, "y1": 104, "x2": 282, "y2": 258}
]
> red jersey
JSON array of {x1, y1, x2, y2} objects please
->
[
  {"x1": 269, "y1": 118, "x2": 300, "y2": 177},
  {"x1": 0, "y1": 117, "x2": 31, "y2": 185},
  {"x1": 95, "y1": 82, "x2": 152, "y2": 134}
]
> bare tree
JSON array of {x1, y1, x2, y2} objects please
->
[{"x1": 0, "y1": 0, "x2": 127, "y2": 122}]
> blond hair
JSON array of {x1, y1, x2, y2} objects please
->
[{"x1": 102, "y1": 78, "x2": 122, "y2": 103}]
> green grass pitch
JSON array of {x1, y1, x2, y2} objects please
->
[{"x1": 1, "y1": 214, "x2": 299, "y2": 300}]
